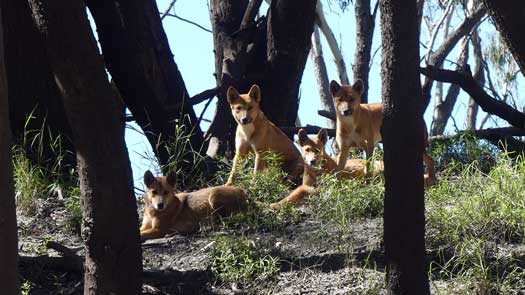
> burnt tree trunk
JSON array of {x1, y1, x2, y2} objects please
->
[
  {"x1": 207, "y1": 0, "x2": 251, "y2": 157},
  {"x1": 353, "y1": 0, "x2": 378, "y2": 103},
  {"x1": 86, "y1": 0, "x2": 204, "y2": 170},
  {"x1": 481, "y1": 0, "x2": 525, "y2": 74},
  {"x1": 263, "y1": 0, "x2": 317, "y2": 127},
  {"x1": 207, "y1": 0, "x2": 316, "y2": 157},
  {"x1": 380, "y1": 0, "x2": 430, "y2": 293},
  {"x1": 2, "y1": 0, "x2": 74, "y2": 170},
  {"x1": 0, "y1": 6, "x2": 19, "y2": 293},
  {"x1": 28, "y1": 0, "x2": 142, "y2": 294}
]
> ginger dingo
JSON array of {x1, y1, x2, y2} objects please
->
[
  {"x1": 330, "y1": 79, "x2": 436, "y2": 185},
  {"x1": 140, "y1": 170, "x2": 248, "y2": 241},
  {"x1": 270, "y1": 128, "x2": 383, "y2": 209},
  {"x1": 225, "y1": 84, "x2": 303, "y2": 185}
]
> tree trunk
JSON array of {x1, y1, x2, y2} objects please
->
[
  {"x1": 28, "y1": 0, "x2": 142, "y2": 294},
  {"x1": 430, "y1": 37, "x2": 469, "y2": 135},
  {"x1": 86, "y1": 0, "x2": 204, "y2": 171},
  {"x1": 206, "y1": 0, "x2": 316, "y2": 156},
  {"x1": 353, "y1": 0, "x2": 378, "y2": 103},
  {"x1": 311, "y1": 25, "x2": 336, "y2": 129},
  {"x1": 2, "y1": 0, "x2": 75, "y2": 170},
  {"x1": 466, "y1": 29, "x2": 484, "y2": 130},
  {"x1": 264, "y1": 0, "x2": 316, "y2": 127},
  {"x1": 206, "y1": 0, "x2": 251, "y2": 157},
  {"x1": 481, "y1": 0, "x2": 525, "y2": 74},
  {"x1": 0, "y1": 6, "x2": 19, "y2": 293},
  {"x1": 380, "y1": 0, "x2": 430, "y2": 293}
]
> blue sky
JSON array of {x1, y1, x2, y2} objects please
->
[{"x1": 90, "y1": 0, "x2": 521, "y2": 193}]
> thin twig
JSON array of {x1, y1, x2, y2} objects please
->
[
  {"x1": 164, "y1": 13, "x2": 212, "y2": 33},
  {"x1": 160, "y1": 0, "x2": 177, "y2": 20}
]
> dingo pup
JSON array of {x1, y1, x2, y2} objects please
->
[
  {"x1": 225, "y1": 85, "x2": 303, "y2": 185},
  {"x1": 270, "y1": 128, "x2": 383, "y2": 209},
  {"x1": 140, "y1": 171, "x2": 248, "y2": 240},
  {"x1": 330, "y1": 79, "x2": 436, "y2": 185}
]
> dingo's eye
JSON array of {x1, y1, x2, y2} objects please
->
[
  {"x1": 152, "y1": 190, "x2": 158, "y2": 195},
  {"x1": 236, "y1": 106, "x2": 241, "y2": 111},
  {"x1": 305, "y1": 148, "x2": 311, "y2": 152}
]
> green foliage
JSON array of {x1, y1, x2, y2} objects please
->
[
  {"x1": 427, "y1": 155, "x2": 525, "y2": 293},
  {"x1": 430, "y1": 133, "x2": 498, "y2": 174},
  {"x1": 208, "y1": 235, "x2": 280, "y2": 286},
  {"x1": 229, "y1": 152, "x2": 291, "y2": 204},
  {"x1": 14, "y1": 112, "x2": 81, "y2": 234},
  {"x1": 12, "y1": 148, "x2": 51, "y2": 213},
  {"x1": 427, "y1": 155, "x2": 525, "y2": 246},
  {"x1": 21, "y1": 281, "x2": 31, "y2": 295},
  {"x1": 216, "y1": 152, "x2": 300, "y2": 232},
  {"x1": 151, "y1": 120, "x2": 209, "y2": 189},
  {"x1": 310, "y1": 175, "x2": 384, "y2": 222},
  {"x1": 65, "y1": 187, "x2": 82, "y2": 234}
]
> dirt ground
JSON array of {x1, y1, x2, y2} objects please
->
[
  {"x1": 17, "y1": 195, "x2": 390, "y2": 295},
  {"x1": 17, "y1": 194, "x2": 525, "y2": 294}
]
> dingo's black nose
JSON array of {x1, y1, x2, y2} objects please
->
[
  {"x1": 240, "y1": 117, "x2": 250, "y2": 124},
  {"x1": 309, "y1": 159, "x2": 317, "y2": 166},
  {"x1": 157, "y1": 203, "x2": 164, "y2": 210},
  {"x1": 342, "y1": 109, "x2": 350, "y2": 116}
]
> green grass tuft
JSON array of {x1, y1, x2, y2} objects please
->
[{"x1": 208, "y1": 235, "x2": 280, "y2": 286}]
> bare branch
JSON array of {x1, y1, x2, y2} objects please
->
[
  {"x1": 240, "y1": 0, "x2": 263, "y2": 29},
  {"x1": 420, "y1": 65, "x2": 525, "y2": 129},
  {"x1": 311, "y1": 25, "x2": 336, "y2": 129},
  {"x1": 164, "y1": 13, "x2": 212, "y2": 33},
  {"x1": 280, "y1": 124, "x2": 336, "y2": 137},
  {"x1": 317, "y1": 109, "x2": 336, "y2": 121},
  {"x1": 315, "y1": 0, "x2": 349, "y2": 84},
  {"x1": 160, "y1": 0, "x2": 177, "y2": 20},
  {"x1": 424, "y1": 0, "x2": 455, "y2": 64}
]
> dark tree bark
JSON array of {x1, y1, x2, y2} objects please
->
[
  {"x1": 380, "y1": 0, "x2": 430, "y2": 293},
  {"x1": 2, "y1": 0, "x2": 74, "y2": 169},
  {"x1": 206, "y1": 0, "x2": 250, "y2": 157},
  {"x1": 0, "y1": 6, "x2": 19, "y2": 293},
  {"x1": 352, "y1": 0, "x2": 378, "y2": 103},
  {"x1": 28, "y1": 0, "x2": 142, "y2": 294},
  {"x1": 85, "y1": 0, "x2": 204, "y2": 171},
  {"x1": 263, "y1": 0, "x2": 317, "y2": 126},
  {"x1": 206, "y1": 0, "x2": 317, "y2": 157},
  {"x1": 481, "y1": 0, "x2": 525, "y2": 74}
]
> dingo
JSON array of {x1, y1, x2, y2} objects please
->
[
  {"x1": 140, "y1": 171, "x2": 248, "y2": 240},
  {"x1": 330, "y1": 79, "x2": 436, "y2": 185},
  {"x1": 225, "y1": 85, "x2": 303, "y2": 185},
  {"x1": 270, "y1": 128, "x2": 383, "y2": 209}
]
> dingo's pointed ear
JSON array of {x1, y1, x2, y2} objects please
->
[
  {"x1": 166, "y1": 171, "x2": 176, "y2": 187},
  {"x1": 317, "y1": 128, "x2": 328, "y2": 145},
  {"x1": 144, "y1": 170, "x2": 155, "y2": 187},
  {"x1": 248, "y1": 84, "x2": 261, "y2": 103},
  {"x1": 297, "y1": 129, "x2": 309, "y2": 146},
  {"x1": 352, "y1": 79, "x2": 364, "y2": 95},
  {"x1": 227, "y1": 86, "x2": 241, "y2": 105},
  {"x1": 329, "y1": 80, "x2": 341, "y2": 96}
]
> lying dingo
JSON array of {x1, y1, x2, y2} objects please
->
[{"x1": 140, "y1": 171, "x2": 248, "y2": 240}]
